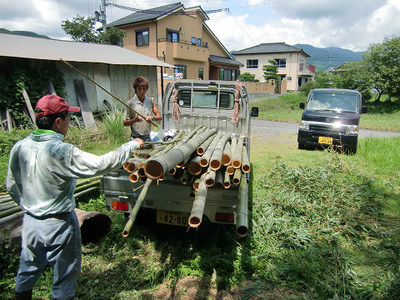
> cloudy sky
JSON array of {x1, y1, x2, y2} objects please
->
[{"x1": 1, "y1": 0, "x2": 399, "y2": 52}]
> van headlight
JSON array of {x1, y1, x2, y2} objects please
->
[
  {"x1": 299, "y1": 121, "x2": 310, "y2": 131},
  {"x1": 345, "y1": 125, "x2": 358, "y2": 135}
]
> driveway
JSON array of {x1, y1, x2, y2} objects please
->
[{"x1": 251, "y1": 119, "x2": 400, "y2": 138}]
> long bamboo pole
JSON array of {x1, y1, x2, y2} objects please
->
[
  {"x1": 60, "y1": 58, "x2": 159, "y2": 128},
  {"x1": 122, "y1": 178, "x2": 153, "y2": 237}
]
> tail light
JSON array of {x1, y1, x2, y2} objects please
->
[
  {"x1": 215, "y1": 212, "x2": 234, "y2": 223},
  {"x1": 112, "y1": 201, "x2": 129, "y2": 211}
]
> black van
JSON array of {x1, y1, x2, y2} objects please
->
[{"x1": 298, "y1": 88, "x2": 367, "y2": 154}]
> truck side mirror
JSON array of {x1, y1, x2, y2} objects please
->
[
  {"x1": 251, "y1": 107, "x2": 259, "y2": 117},
  {"x1": 361, "y1": 106, "x2": 368, "y2": 114},
  {"x1": 299, "y1": 102, "x2": 305, "y2": 109}
]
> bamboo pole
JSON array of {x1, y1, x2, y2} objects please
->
[
  {"x1": 188, "y1": 173, "x2": 208, "y2": 227},
  {"x1": 236, "y1": 173, "x2": 249, "y2": 237},
  {"x1": 223, "y1": 171, "x2": 231, "y2": 189},
  {"x1": 197, "y1": 133, "x2": 216, "y2": 155},
  {"x1": 215, "y1": 170, "x2": 224, "y2": 188},
  {"x1": 60, "y1": 58, "x2": 159, "y2": 128},
  {"x1": 199, "y1": 132, "x2": 222, "y2": 167},
  {"x1": 241, "y1": 145, "x2": 251, "y2": 173},
  {"x1": 145, "y1": 128, "x2": 217, "y2": 179},
  {"x1": 222, "y1": 140, "x2": 232, "y2": 166},
  {"x1": 232, "y1": 168, "x2": 242, "y2": 185},
  {"x1": 122, "y1": 179, "x2": 153, "y2": 237},
  {"x1": 209, "y1": 135, "x2": 230, "y2": 170},
  {"x1": 129, "y1": 171, "x2": 139, "y2": 183},
  {"x1": 187, "y1": 156, "x2": 203, "y2": 176},
  {"x1": 232, "y1": 138, "x2": 244, "y2": 169}
]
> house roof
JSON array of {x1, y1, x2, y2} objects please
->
[
  {"x1": 0, "y1": 33, "x2": 173, "y2": 67},
  {"x1": 209, "y1": 55, "x2": 243, "y2": 67},
  {"x1": 107, "y1": 2, "x2": 186, "y2": 27},
  {"x1": 233, "y1": 42, "x2": 310, "y2": 57}
]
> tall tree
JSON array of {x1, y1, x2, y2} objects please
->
[
  {"x1": 263, "y1": 59, "x2": 279, "y2": 83},
  {"x1": 333, "y1": 61, "x2": 372, "y2": 100},
  {"x1": 62, "y1": 15, "x2": 125, "y2": 46},
  {"x1": 363, "y1": 36, "x2": 400, "y2": 102}
]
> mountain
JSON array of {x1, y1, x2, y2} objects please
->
[
  {"x1": 294, "y1": 44, "x2": 364, "y2": 71},
  {"x1": 0, "y1": 28, "x2": 49, "y2": 39}
]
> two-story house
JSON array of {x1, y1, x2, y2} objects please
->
[
  {"x1": 107, "y1": 2, "x2": 242, "y2": 82},
  {"x1": 232, "y1": 42, "x2": 315, "y2": 91}
]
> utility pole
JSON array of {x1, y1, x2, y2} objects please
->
[{"x1": 95, "y1": 0, "x2": 107, "y2": 32}]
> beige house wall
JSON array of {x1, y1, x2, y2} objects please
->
[{"x1": 235, "y1": 52, "x2": 308, "y2": 91}]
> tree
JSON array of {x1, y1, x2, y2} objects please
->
[
  {"x1": 238, "y1": 72, "x2": 258, "y2": 82},
  {"x1": 263, "y1": 59, "x2": 280, "y2": 83},
  {"x1": 363, "y1": 36, "x2": 400, "y2": 102},
  {"x1": 62, "y1": 15, "x2": 126, "y2": 46},
  {"x1": 333, "y1": 61, "x2": 372, "y2": 100}
]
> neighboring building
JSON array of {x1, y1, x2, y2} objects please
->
[
  {"x1": 0, "y1": 33, "x2": 171, "y2": 115},
  {"x1": 107, "y1": 2, "x2": 242, "y2": 81},
  {"x1": 233, "y1": 42, "x2": 315, "y2": 91}
]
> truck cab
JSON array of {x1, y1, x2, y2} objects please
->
[
  {"x1": 101, "y1": 80, "x2": 257, "y2": 236},
  {"x1": 298, "y1": 88, "x2": 367, "y2": 154}
]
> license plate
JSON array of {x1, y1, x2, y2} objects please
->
[
  {"x1": 318, "y1": 136, "x2": 333, "y2": 145},
  {"x1": 156, "y1": 210, "x2": 189, "y2": 227}
]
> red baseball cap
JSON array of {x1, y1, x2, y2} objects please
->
[{"x1": 35, "y1": 95, "x2": 80, "y2": 117}]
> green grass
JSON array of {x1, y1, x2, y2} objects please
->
[{"x1": 251, "y1": 93, "x2": 400, "y2": 131}]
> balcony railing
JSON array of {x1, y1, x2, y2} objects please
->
[{"x1": 157, "y1": 38, "x2": 208, "y2": 48}]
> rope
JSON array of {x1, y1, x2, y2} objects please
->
[
  {"x1": 172, "y1": 87, "x2": 181, "y2": 123},
  {"x1": 232, "y1": 81, "x2": 242, "y2": 124}
]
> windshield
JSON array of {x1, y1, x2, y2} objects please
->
[{"x1": 306, "y1": 91, "x2": 358, "y2": 113}]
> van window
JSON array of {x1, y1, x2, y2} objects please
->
[
  {"x1": 306, "y1": 92, "x2": 358, "y2": 112},
  {"x1": 176, "y1": 90, "x2": 234, "y2": 109}
]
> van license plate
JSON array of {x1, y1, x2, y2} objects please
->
[
  {"x1": 156, "y1": 210, "x2": 189, "y2": 226},
  {"x1": 318, "y1": 136, "x2": 333, "y2": 145}
]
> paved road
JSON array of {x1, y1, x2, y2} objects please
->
[{"x1": 251, "y1": 119, "x2": 400, "y2": 138}]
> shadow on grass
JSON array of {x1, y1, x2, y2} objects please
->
[{"x1": 76, "y1": 204, "x2": 254, "y2": 299}]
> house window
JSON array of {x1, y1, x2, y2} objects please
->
[
  {"x1": 219, "y1": 68, "x2": 238, "y2": 81},
  {"x1": 197, "y1": 38, "x2": 201, "y2": 47},
  {"x1": 275, "y1": 58, "x2": 286, "y2": 68},
  {"x1": 192, "y1": 37, "x2": 196, "y2": 45},
  {"x1": 167, "y1": 29, "x2": 179, "y2": 42},
  {"x1": 136, "y1": 28, "x2": 149, "y2": 46},
  {"x1": 246, "y1": 59, "x2": 258, "y2": 68},
  {"x1": 198, "y1": 68, "x2": 204, "y2": 80},
  {"x1": 175, "y1": 65, "x2": 186, "y2": 79}
]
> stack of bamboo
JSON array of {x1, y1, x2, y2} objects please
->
[
  {"x1": 122, "y1": 125, "x2": 250, "y2": 191},
  {"x1": 121, "y1": 125, "x2": 250, "y2": 231}
]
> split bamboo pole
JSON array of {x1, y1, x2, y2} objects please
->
[
  {"x1": 122, "y1": 178, "x2": 153, "y2": 237},
  {"x1": 188, "y1": 173, "x2": 208, "y2": 227}
]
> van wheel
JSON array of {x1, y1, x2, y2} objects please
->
[
  {"x1": 346, "y1": 146, "x2": 357, "y2": 155},
  {"x1": 298, "y1": 143, "x2": 306, "y2": 150}
]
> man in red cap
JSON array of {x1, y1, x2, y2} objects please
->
[{"x1": 6, "y1": 95, "x2": 143, "y2": 299}]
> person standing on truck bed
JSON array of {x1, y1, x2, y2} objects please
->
[
  {"x1": 123, "y1": 76, "x2": 162, "y2": 141},
  {"x1": 6, "y1": 94, "x2": 144, "y2": 300}
]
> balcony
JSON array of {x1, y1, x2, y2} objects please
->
[
  {"x1": 158, "y1": 39, "x2": 209, "y2": 62},
  {"x1": 299, "y1": 63, "x2": 316, "y2": 76}
]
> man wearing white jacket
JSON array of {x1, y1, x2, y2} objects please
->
[{"x1": 6, "y1": 94, "x2": 143, "y2": 300}]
